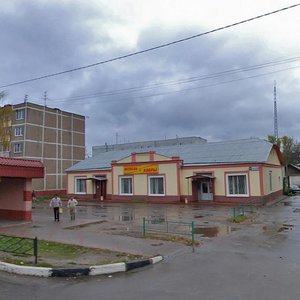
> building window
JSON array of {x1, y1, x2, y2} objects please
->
[
  {"x1": 227, "y1": 174, "x2": 248, "y2": 196},
  {"x1": 75, "y1": 177, "x2": 86, "y2": 194},
  {"x1": 15, "y1": 127, "x2": 24, "y2": 136},
  {"x1": 149, "y1": 176, "x2": 165, "y2": 195},
  {"x1": 120, "y1": 176, "x2": 133, "y2": 195},
  {"x1": 269, "y1": 171, "x2": 273, "y2": 191},
  {"x1": 13, "y1": 143, "x2": 23, "y2": 153},
  {"x1": 16, "y1": 109, "x2": 25, "y2": 120}
]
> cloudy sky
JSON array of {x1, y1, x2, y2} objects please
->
[{"x1": 1, "y1": 0, "x2": 300, "y2": 154}]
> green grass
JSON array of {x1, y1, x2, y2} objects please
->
[
  {"x1": 0, "y1": 235, "x2": 33, "y2": 255},
  {"x1": 38, "y1": 240, "x2": 88, "y2": 258},
  {"x1": 0, "y1": 235, "x2": 143, "y2": 267},
  {"x1": 230, "y1": 215, "x2": 248, "y2": 223}
]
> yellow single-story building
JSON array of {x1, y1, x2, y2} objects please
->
[{"x1": 66, "y1": 138, "x2": 284, "y2": 205}]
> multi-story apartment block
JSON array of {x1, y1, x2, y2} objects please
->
[{"x1": 0, "y1": 101, "x2": 85, "y2": 194}]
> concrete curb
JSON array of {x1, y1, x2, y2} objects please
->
[{"x1": 0, "y1": 255, "x2": 163, "y2": 277}]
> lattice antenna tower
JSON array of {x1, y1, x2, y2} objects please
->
[
  {"x1": 273, "y1": 80, "x2": 278, "y2": 139},
  {"x1": 44, "y1": 91, "x2": 47, "y2": 107}
]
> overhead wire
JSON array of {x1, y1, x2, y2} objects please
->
[
  {"x1": 1, "y1": 3, "x2": 300, "y2": 89},
  {"x1": 45, "y1": 63, "x2": 300, "y2": 106},
  {"x1": 48, "y1": 55, "x2": 300, "y2": 103}
]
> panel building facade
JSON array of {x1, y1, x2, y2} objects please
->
[{"x1": 0, "y1": 101, "x2": 85, "y2": 193}]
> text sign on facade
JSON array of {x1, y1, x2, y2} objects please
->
[{"x1": 124, "y1": 164, "x2": 158, "y2": 175}]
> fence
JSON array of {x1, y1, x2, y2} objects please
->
[
  {"x1": 0, "y1": 234, "x2": 38, "y2": 264},
  {"x1": 232, "y1": 206, "x2": 254, "y2": 222},
  {"x1": 142, "y1": 217, "x2": 195, "y2": 251}
]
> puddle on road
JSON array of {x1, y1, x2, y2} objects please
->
[
  {"x1": 278, "y1": 224, "x2": 294, "y2": 232},
  {"x1": 263, "y1": 223, "x2": 294, "y2": 233},
  {"x1": 194, "y1": 225, "x2": 236, "y2": 237}
]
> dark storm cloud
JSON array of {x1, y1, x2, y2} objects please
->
[
  {"x1": 89, "y1": 26, "x2": 274, "y2": 144},
  {"x1": 1, "y1": 1, "x2": 299, "y2": 152},
  {"x1": 0, "y1": 1, "x2": 113, "y2": 103}
]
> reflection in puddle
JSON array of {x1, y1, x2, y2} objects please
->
[
  {"x1": 278, "y1": 224, "x2": 294, "y2": 232},
  {"x1": 116, "y1": 215, "x2": 133, "y2": 222},
  {"x1": 194, "y1": 226, "x2": 234, "y2": 237},
  {"x1": 263, "y1": 223, "x2": 294, "y2": 233}
]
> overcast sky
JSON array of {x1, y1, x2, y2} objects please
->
[{"x1": 1, "y1": 0, "x2": 300, "y2": 155}]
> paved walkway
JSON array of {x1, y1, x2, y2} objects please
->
[{"x1": 0, "y1": 202, "x2": 190, "y2": 257}]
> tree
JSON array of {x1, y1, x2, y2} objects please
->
[
  {"x1": 280, "y1": 135, "x2": 294, "y2": 166},
  {"x1": 0, "y1": 92, "x2": 13, "y2": 153},
  {"x1": 267, "y1": 135, "x2": 300, "y2": 166}
]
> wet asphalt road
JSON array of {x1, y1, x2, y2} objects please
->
[{"x1": 1, "y1": 196, "x2": 300, "y2": 300}]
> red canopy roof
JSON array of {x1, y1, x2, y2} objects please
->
[{"x1": 0, "y1": 157, "x2": 44, "y2": 178}]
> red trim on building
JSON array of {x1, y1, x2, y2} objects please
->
[
  {"x1": 0, "y1": 157, "x2": 43, "y2": 168},
  {"x1": 110, "y1": 194, "x2": 181, "y2": 203},
  {"x1": 259, "y1": 165, "x2": 264, "y2": 196},
  {"x1": 36, "y1": 190, "x2": 67, "y2": 197},
  {"x1": 177, "y1": 161, "x2": 181, "y2": 196},
  {"x1": 0, "y1": 157, "x2": 44, "y2": 178},
  {"x1": 131, "y1": 152, "x2": 136, "y2": 162},
  {"x1": 23, "y1": 190, "x2": 32, "y2": 202},
  {"x1": 149, "y1": 151, "x2": 155, "y2": 161}
]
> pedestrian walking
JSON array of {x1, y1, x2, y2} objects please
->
[
  {"x1": 49, "y1": 194, "x2": 62, "y2": 222},
  {"x1": 32, "y1": 190, "x2": 37, "y2": 208},
  {"x1": 67, "y1": 196, "x2": 78, "y2": 221}
]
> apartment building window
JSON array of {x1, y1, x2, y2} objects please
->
[
  {"x1": 149, "y1": 176, "x2": 165, "y2": 195},
  {"x1": 226, "y1": 174, "x2": 249, "y2": 196},
  {"x1": 120, "y1": 176, "x2": 133, "y2": 195},
  {"x1": 16, "y1": 109, "x2": 25, "y2": 120},
  {"x1": 75, "y1": 177, "x2": 86, "y2": 194},
  {"x1": 13, "y1": 143, "x2": 23, "y2": 153},
  {"x1": 15, "y1": 127, "x2": 24, "y2": 136}
]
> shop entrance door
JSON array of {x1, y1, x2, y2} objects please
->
[
  {"x1": 94, "y1": 178, "x2": 107, "y2": 200},
  {"x1": 198, "y1": 181, "x2": 213, "y2": 201}
]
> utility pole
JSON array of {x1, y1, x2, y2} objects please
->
[{"x1": 273, "y1": 80, "x2": 278, "y2": 139}]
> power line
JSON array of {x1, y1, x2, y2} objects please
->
[
  {"x1": 49, "y1": 54, "x2": 300, "y2": 102},
  {"x1": 1, "y1": 3, "x2": 300, "y2": 89},
  {"x1": 46, "y1": 64, "x2": 300, "y2": 106}
]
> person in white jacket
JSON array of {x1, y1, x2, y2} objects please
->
[
  {"x1": 49, "y1": 194, "x2": 62, "y2": 222},
  {"x1": 67, "y1": 196, "x2": 78, "y2": 221}
]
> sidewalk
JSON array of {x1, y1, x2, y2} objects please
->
[
  {"x1": 0, "y1": 203, "x2": 188, "y2": 257},
  {"x1": 0, "y1": 202, "x2": 192, "y2": 277}
]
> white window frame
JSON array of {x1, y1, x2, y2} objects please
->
[
  {"x1": 75, "y1": 177, "x2": 86, "y2": 194},
  {"x1": 226, "y1": 173, "x2": 249, "y2": 197},
  {"x1": 16, "y1": 109, "x2": 25, "y2": 120},
  {"x1": 13, "y1": 143, "x2": 23, "y2": 153},
  {"x1": 119, "y1": 176, "x2": 133, "y2": 195},
  {"x1": 14, "y1": 127, "x2": 24, "y2": 137},
  {"x1": 148, "y1": 176, "x2": 165, "y2": 196}
]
